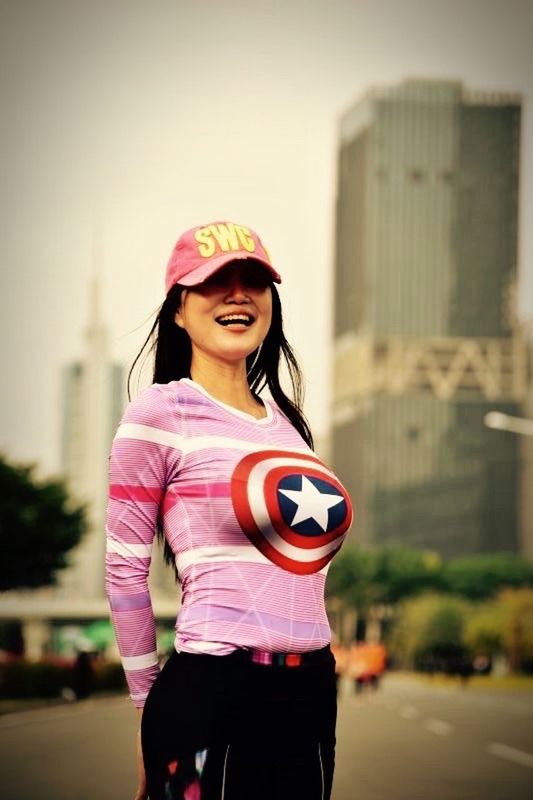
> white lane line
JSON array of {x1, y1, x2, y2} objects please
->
[
  {"x1": 487, "y1": 743, "x2": 533, "y2": 769},
  {"x1": 400, "y1": 705, "x2": 420, "y2": 720},
  {"x1": 424, "y1": 718, "x2": 454, "y2": 736}
]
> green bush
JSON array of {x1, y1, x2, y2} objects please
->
[
  {"x1": 462, "y1": 589, "x2": 533, "y2": 672},
  {"x1": 499, "y1": 588, "x2": 533, "y2": 671},
  {"x1": 389, "y1": 593, "x2": 469, "y2": 670},
  {"x1": 464, "y1": 602, "x2": 504, "y2": 656}
]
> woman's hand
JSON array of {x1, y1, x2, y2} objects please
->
[{"x1": 133, "y1": 727, "x2": 148, "y2": 800}]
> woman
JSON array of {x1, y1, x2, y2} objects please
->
[{"x1": 105, "y1": 220, "x2": 354, "y2": 800}]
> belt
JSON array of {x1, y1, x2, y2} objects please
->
[{"x1": 240, "y1": 645, "x2": 331, "y2": 668}]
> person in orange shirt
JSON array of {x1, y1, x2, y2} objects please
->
[{"x1": 348, "y1": 642, "x2": 387, "y2": 692}]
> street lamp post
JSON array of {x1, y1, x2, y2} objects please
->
[
  {"x1": 484, "y1": 412, "x2": 533, "y2": 437},
  {"x1": 484, "y1": 411, "x2": 533, "y2": 560}
]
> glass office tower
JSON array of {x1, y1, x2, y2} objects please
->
[{"x1": 332, "y1": 79, "x2": 525, "y2": 557}]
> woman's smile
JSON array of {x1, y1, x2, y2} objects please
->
[{"x1": 215, "y1": 311, "x2": 256, "y2": 329}]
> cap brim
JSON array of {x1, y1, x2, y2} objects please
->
[{"x1": 178, "y1": 253, "x2": 282, "y2": 287}]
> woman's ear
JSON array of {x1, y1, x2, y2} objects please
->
[{"x1": 174, "y1": 290, "x2": 186, "y2": 328}]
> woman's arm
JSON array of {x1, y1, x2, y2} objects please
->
[{"x1": 105, "y1": 385, "x2": 179, "y2": 708}]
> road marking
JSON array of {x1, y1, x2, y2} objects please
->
[
  {"x1": 487, "y1": 743, "x2": 533, "y2": 769},
  {"x1": 400, "y1": 705, "x2": 420, "y2": 720},
  {"x1": 424, "y1": 718, "x2": 454, "y2": 736}
]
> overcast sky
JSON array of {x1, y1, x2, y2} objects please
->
[{"x1": 1, "y1": 0, "x2": 532, "y2": 475}]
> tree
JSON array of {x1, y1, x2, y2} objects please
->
[
  {"x1": 0, "y1": 455, "x2": 87, "y2": 591},
  {"x1": 463, "y1": 602, "x2": 504, "y2": 658},
  {"x1": 327, "y1": 545, "x2": 443, "y2": 611},
  {"x1": 326, "y1": 545, "x2": 443, "y2": 641},
  {"x1": 442, "y1": 554, "x2": 533, "y2": 601},
  {"x1": 369, "y1": 546, "x2": 443, "y2": 605},
  {"x1": 464, "y1": 589, "x2": 533, "y2": 672},
  {"x1": 326, "y1": 548, "x2": 374, "y2": 612},
  {"x1": 499, "y1": 589, "x2": 533, "y2": 672},
  {"x1": 390, "y1": 593, "x2": 469, "y2": 670}
]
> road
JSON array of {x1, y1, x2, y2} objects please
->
[
  {"x1": 334, "y1": 674, "x2": 533, "y2": 800},
  {"x1": 0, "y1": 674, "x2": 532, "y2": 799}
]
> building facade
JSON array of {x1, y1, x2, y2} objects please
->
[
  {"x1": 59, "y1": 278, "x2": 125, "y2": 598},
  {"x1": 332, "y1": 79, "x2": 527, "y2": 557},
  {"x1": 519, "y1": 320, "x2": 533, "y2": 559}
]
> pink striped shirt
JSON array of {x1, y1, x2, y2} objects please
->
[{"x1": 105, "y1": 379, "x2": 353, "y2": 707}]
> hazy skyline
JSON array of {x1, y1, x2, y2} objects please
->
[{"x1": 1, "y1": 0, "x2": 532, "y2": 475}]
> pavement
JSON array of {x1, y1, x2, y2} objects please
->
[{"x1": 0, "y1": 673, "x2": 532, "y2": 799}]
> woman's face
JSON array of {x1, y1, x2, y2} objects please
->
[{"x1": 174, "y1": 261, "x2": 273, "y2": 365}]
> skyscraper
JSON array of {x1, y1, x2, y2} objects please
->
[
  {"x1": 0, "y1": 275, "x2": 178, "y2": 661},
  {"x1": 519, "y1": 320, "x2": 533, "y2": 559},
  {"x1": 60, "y1": 277, "x2": 177, "y2": 600},
  {"x1": 59, "y1": 277, "x2": 125, "y2": 597},
  {"x1": 332, "y1": 79, "x2": 527, "y2": 557}
]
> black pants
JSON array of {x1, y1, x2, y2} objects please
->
[{"x1": 141, "y1": 647, "x2": 337, "y2": 799}]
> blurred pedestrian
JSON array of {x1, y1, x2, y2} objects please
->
[
  {"x1": 73, "y1": 648, "x2": 94, "y2": 700},
  {"x1": 105, "y1": 221, "x2": 354, "y2": 800},
  {"x1": 348, "y1": 641, "x2": 387, "y2": 693}
]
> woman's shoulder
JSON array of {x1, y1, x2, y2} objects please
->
[
  {"x1": 264, "y1": 399, "x2": 315, "y2": 451},
  {"x1": 120, "y1": 381, "x2": 184, "y2": 427}
]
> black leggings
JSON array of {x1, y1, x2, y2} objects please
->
[{"x1": 141, "y1": 647, "x2": 337, "y2": 800}]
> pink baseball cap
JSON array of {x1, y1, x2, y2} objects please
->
[{"x1": 165, "y1": 221, "x2": 281, "y2": 293}]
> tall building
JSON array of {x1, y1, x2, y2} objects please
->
[
  {"x1": 519, "y1": 320, "x2": 533, "y2": 559},
  {"x1": 59, "y1": 277, "x2": 125, "y2": 598},
  {"x1": 60, "y1": 277, "x2": 177, "y2": 600},
  {"x1": 0, "y1": 275, "x2": 178, "y2": 661},
  {"x1": 332, "y1": 79, "x2": 528, "y2": 557}
]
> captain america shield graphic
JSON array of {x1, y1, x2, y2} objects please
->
[{"x1": 231, "y1": 449, "x2": 353, "y2": 574}]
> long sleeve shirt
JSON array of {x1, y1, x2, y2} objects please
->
[{"x1": 105, "y1": 379, "x2": 353, "y2": 707}]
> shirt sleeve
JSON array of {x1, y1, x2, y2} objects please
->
[{"x1": 105, "y1": 385, "x2": 180, "y2": 708}]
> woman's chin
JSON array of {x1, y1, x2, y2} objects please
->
[{"x1": 202, "y1": 344, "x2": 258, "y2": 364}]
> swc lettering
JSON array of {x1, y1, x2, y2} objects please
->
[{"x1": 194, "y1": 223, "x2": 259, "y2": 258}]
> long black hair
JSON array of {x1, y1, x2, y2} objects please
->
[{"x1": 127, "y1": 277, "x2": 314, "y2": 576}]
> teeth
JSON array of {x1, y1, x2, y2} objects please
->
[{"x1": 217, "y1": 314, "x2": 253, "y2": 325}]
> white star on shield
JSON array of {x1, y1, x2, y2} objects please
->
[{"x1": 278, "y1": 475, "x2": 344, "y2": 532}]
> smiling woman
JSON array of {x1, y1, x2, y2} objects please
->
[{"x1": 104, "y1": 220, "x2": 354, "y2": 800}]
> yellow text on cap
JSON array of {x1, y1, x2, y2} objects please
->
[{"x1": 195, "y1": 223, "x2": 256, "y2": 258}]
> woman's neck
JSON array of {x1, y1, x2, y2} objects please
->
[{"x1": 189, "y1": 354, "x2": 265, "y2": 418}]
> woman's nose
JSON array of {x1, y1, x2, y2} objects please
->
[{"x1": 225, "y1": 276, "x2": 249, "y2": 301}]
